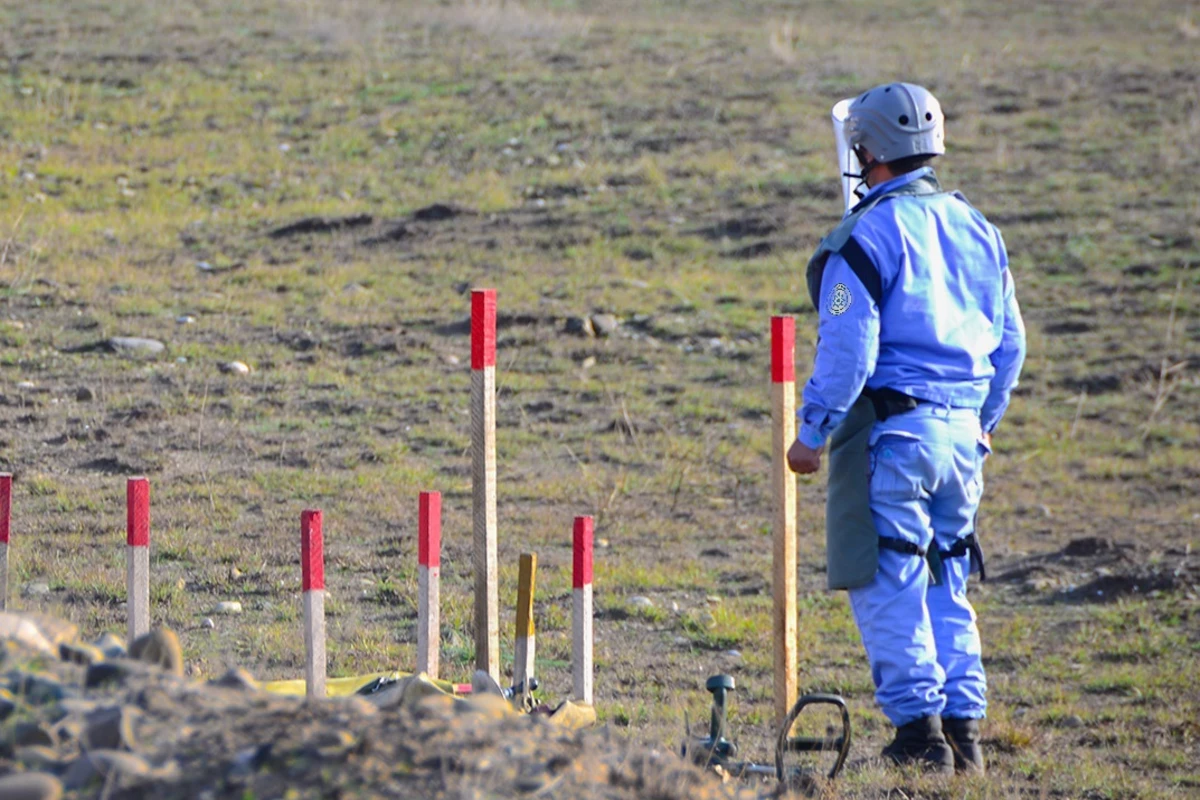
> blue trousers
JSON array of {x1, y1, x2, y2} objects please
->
[{"x1": 848, "y1": 405, "x2": 988, "y2": 726}]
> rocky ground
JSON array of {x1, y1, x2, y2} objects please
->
[{"x1": 0, "y1": 613, "x2": 754, "y2": 799}]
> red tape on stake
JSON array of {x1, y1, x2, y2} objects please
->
[
  {"x1": 573, "y1": 516, "x2": 593, "y2": 589},
  {"x1": 0, "y1": 473, "x2": 10, "y2": 544},
  {"x1": 301, "y1": 509, "x2": 324, "y2": 592},
  {"x1": 771, "y1": 316, "x2": 795, "y2": 384},
  {"x1": 419, "y1": 491, "x2": 441, "y2": 568},
  {"x1": 126, "y1": 477, "x2": 149, "y2": 547},
  {"x1": 471, "y1": 289, "x2": 497, "y2": 369}
]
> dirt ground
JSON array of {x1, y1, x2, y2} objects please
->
[{"x1": 0, "y1": 0, "x2": 1197, "y2": 797}]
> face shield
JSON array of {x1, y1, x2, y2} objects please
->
[{"x1": 831, "y1": 98, "x2": 859, "y2": 217}]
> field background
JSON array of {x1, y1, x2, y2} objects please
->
[{"x1": 1, "y1": 0, "x2": 1198, "y2": 796}]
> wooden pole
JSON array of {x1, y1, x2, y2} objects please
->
[
  {"x1": 471, "y1": 288, "x2": 500, "y2": 683},
  {"x1": 301, "y1": 509, "x2": 326, "y2": 699},
  {"x1": 572, "y1": 516, "x2": 594, "y2": 706},
  {"x1": 126, "y1": 477, "x2": 150, "y2": 643},
  {"x1": 514, "y1": 552, "x2": 537, "y2": 690},
  {"x1": 771, "y1": 316, "x2": 798, "y2": 727},
  {"x1": 417, "y1": 491, "x2": 441, "y2": 679},
  {"x1": 0, "y1": 473, "x2": 10, "y2": 612}
]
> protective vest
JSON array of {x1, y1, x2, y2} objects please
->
[{"x1": 805, "y1": 174, "x2": 946, "y2": 590}]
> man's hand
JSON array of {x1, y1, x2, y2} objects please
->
[{"x1": 787, "y1": 439, "x2": 824, "y2": 475}]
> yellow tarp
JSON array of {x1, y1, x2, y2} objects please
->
[{"x1": 262, "y1": 671, "x2": 459, "y2": 698}]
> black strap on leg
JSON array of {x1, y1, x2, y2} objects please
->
[{"x1": 936, "y1": 533, "x2": 987, "y2": 582}]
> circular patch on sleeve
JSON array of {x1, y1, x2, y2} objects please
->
[{"x1": 827, "y1": 282, "x2": 853, "y2": 316}]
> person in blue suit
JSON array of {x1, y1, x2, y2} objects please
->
[{"x1": 787, "y1": 83, "x2": 1026, "y2": 774}]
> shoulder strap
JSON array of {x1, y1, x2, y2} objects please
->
[
  {"x1": 806, "y1": 171, "x2": 944, "y2": 311},
  {"x1": 838, "y1": 236, "x2": 883, "y2": 307}
]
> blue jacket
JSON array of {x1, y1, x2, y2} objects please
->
[{"x1": 798, "y1": 168, "x2": 1026, "y2": 448}]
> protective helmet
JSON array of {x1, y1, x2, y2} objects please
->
[{"x1": 845, "y1": 83, "x2": 945, "y2": 164}]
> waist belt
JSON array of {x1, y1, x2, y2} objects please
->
[
  {"x1": 861, "y1": 387, "x2": 925, "y2": 422},
  {"x1": 878, "y1": 533, "x2": 986, "y2": 582}
]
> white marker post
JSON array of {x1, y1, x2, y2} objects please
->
[
  {"x1": 0, "y1": 473, "x2": 10, "y2": 611},
  {"x1": 417, "y1": 491, "x2": 441, "y2": 679},
  {"x1": 572, "y1": 516, "x2": 594, "y2": 706},
  {"x1": 126, "y1": 477, "x2": 150, "y2": 643},
  {"x1": 771, "y1": 316, "x2": 798, "y2": 726},
  {"x1": 471, "y1": 288, "x2": 500, "y2": 684},
  {"x1": 301, "y1": 509, "x2": 326, "y2": 699},
  {"x1": 514, "y1": 552, "x2": 537, "y2": 691}
]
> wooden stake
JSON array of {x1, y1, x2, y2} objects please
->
[
  {"x1": 126, "y1": 477, "x2": 150, "y2": 643},
  {"x1": 514, "y1": 552, "x2": 537, "y2": 690},
  {"x1": 771, "y1": 316, "x2": 798, "y2": 726},
  {"x1": 417, "y1": 491, "x2": 441, "y2": 679},
  {"x1": 572, "y1": 516, "x2": 594, "y2": 706},
  {"x1": 301, "y1": 509, "x2": 326, "y2": 699},
  {"x1": 0, "y1": 473, "x2": 10, "y2": 612},
  {"x1": 471, "y1": 288, "x2": 500, "y2": 683}
]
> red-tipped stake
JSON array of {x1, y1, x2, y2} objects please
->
[
  {"x1": 471, "y1": 288, "x2": 500, "y2": 683},
  {"x1": 514, "y1": 553, "x2": 537, "y2": 692},
  {"x1": 572, "y1": 516, "x2": 594, "y2": 706},
  {"x1": 126, "y1": 477, "x2": 150, "y2": 642},
  {"x1": 771, "y1": 316, "x2": 798, "y2": 726},
  {"x1": 0, "y1": 473, "x2": 11, "y2": 611},
  {"x1": 301, "y1": 509, "x2": 326, "y2": 699},
  {"x1": 417, "y1": 491, "x2": 441, "y2": 679}
]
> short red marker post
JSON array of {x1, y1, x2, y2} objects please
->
[
  {"x1": 126, "y1": 477, "x2": 150, "y2": 643},
  {"x1": 301, "y1": 509, "x2": 326, "y2": 699},
  {"x1": 416, "y1": 491, "x2": 441, "y2": 679},
  {"x1": 771, "y1": 316, "x2": 798, "y2": 727},
  {"x1": 572, "y1": 516, "x2": 594, "y2": 706},
  {"x1": 471, "y1": 288, "x2": 500, "y2": 684},
  {"x1": 0, "y1": 473, "x2": 11, "y2": 611}
]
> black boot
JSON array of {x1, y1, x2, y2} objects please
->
[
  {"x1": 881, "y1": 716, "x2": 954, "y2": 774},
  {"x1": 942, "y1": 717, "x2": 985, "y2": 774}
]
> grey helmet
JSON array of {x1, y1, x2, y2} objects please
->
[{"x1": 845, "y1": 83, "x2": 945, "y2": 164}]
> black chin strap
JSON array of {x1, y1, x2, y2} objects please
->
[{"x1": 844, "y1": 147, "x2": 881, "y2": 200}]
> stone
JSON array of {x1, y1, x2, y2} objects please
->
[
  {"x1": 63, "y1": 750, "x2": 151, "y2": 790},
  {"x1": 23, "y1": 582, "x2": 51, "y2": 597},
  {"x1": 52, "y1": 717, "x2": 82, "y2": 745},
  {"x1": 0, "y1": 686, "x2": 15, "y2": 719},
  {"x1": 564, "y1": 316, "x2": 594, "y2": 337},
  {"x1": 23, "y1": 614, "x2": 78, "y2": 649},
  {"x1": 213, "y1": 601, "x2": 242, "y2": 615},
  {"x1": 107, "y1": 337, "x2": 165, "y2": 356},
  {"x1": 60, "y1": 642, "x2": 105, "y2": 666},
  {"x1": 210, "y1": 667, "x2": 258, "y2": 691},
  {"x1": 84, "y1": 661, "x2": 133, "y2": 690},
  {"x1": 128, "y1": 628, "x2": 184, "y2": 676},
  {"x1": 219, "y1": 361, "x2": 250, "y2": 375},
  {"x1": 83, "y1": 705, "x2": 141, "y2": 751},
  {"x1": 590, "y1": 313, "x2": 620, "y2": 337},
  {"x1": 74, "y1": 386, "x2": 96, "y2": 402},
  {"x1": 0, "y1": 613, "x2": 56, "y2": 655},
  {"x1": 12, "y1": 721, "x2": 56, "y2": 748},
  {"x1": 14, "y1": 746, "x2": 64, "y2": 772},
  {"x1": 629, "y1": 596, "x2": 654, "y2": 609},
  {"x1": 0, "y1": 771, "x2": 64, "y2": 800},
  {"x1": 1062, "y1": 714, "x2": 1086, "y2": 728},
  {"x1": 200, "y1": 617, "x2": 215, "y2": 630},
  {"x1": 12, "y1": 674, "x2": 68, "y2": 705},
  {"x1": 176, "y1": 315, "x2": 196, "y2": 325},
  {"x1": 93, "y1": 632, "x2": 127, "y2": 660}
]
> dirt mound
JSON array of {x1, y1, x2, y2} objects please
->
[
  {"x1": 991, "y1": 537, "x2": 1199, "y2": 604},
  {"x1": 0, "y1": 616, "x2": 742, "y2": 799}
]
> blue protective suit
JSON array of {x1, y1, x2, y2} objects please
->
[{"x1": 797, "y1": 167, "x2": 1026, "y2": 725}]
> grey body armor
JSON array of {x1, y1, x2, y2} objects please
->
[{"x1": 806, "y1": 174, "x2": 946, "y2": 590}]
